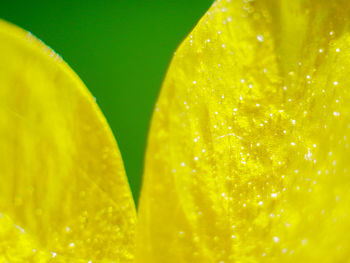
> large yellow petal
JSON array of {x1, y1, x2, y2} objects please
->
[
  {"x1": 137, "y1": 0, "x2": 350, "y2": 262},
  {"x1": 0, "y1": 20, "x2": 135, "y2": 262}
]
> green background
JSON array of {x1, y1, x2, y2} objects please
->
[{"x1": 1, "y1": 0, "x2": 212, "y2": 204}]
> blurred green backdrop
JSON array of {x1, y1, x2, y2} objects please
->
[{"x1": 0, "y1": 0, "x2": 212, "y2": 204}]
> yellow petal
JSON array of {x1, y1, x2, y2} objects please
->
[
  {"x1": 0, "y1": 20, "x2": 135, "y2": 262},
  {"x1": 137, "y1": 0, "x2": 350, "y2": 262}
]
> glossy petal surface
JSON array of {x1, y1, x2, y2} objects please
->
[
  {"x1": 137, "y1": 0, "x2": 350, "y2": 262},
  {"x1": 0, "y1": 20, "x2": 136, "y2": 262}
]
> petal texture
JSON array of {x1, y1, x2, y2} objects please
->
[
  {"x1": 137, "y1": 0, "x2": 350, "y2": 262},
  {"x1": 0, "y1": 20, "x2": 136, "y2": 262}
]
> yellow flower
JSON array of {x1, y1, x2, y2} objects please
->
[{"x1": 1, "y1": 0, "x2": 350, "y2": 262}]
